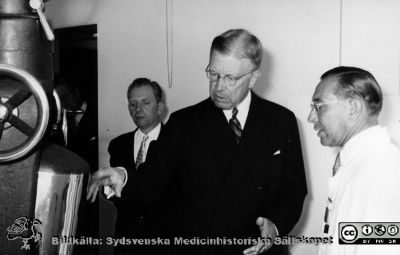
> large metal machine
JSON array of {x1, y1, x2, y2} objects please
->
[{"x1": 0, "y1": 0, "x2": 89, "y2": 254}]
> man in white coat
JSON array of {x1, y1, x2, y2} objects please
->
[{"x1": 308, "y1": 66, "x2": 400, "y2": 255}]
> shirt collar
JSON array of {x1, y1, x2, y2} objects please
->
[
  {"x1": 223, "y1": 91, "x2": 251, "y2": 128},
  {"x1": 339, "y1": 125, "x2": 388, "y2": 167},
  {"x1": 136, "y1": 123, "x2": 161, "y2": 142}
]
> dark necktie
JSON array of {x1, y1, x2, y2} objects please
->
[
  {"x1": 229, "y1": 107, "x2": 242, "y2": 144},
  {"x1": 323, "y1": 197, "x2": 333, "y2": 234},
  {"x1": 323, "y1": 153, "x2": 341, "y2": 234},
  {"x1": 332, "y1": 153, "x2": 341, "y2": 176},
  {"x1": 135, "y1": 135, "x2": 149, "y2": 168}
]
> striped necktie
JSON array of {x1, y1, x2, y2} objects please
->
[
  {"x1": 135, "y1": 135, "x2": 149, "y2": 168},
  {"x1": 229, "y1": 107, "x2": 242, "y2": 144}
]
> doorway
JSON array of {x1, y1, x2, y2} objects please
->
[{"x1": 54, "y1": 24, "x2": 99, "y2": 255}]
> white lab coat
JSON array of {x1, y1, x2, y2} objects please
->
[{"x1": 318, "y1": 125, "x2": 400, "y2": 255}]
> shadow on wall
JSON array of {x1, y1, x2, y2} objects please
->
[
  {"x1": 253, "y1": 48, "x2": 312, "y2": 241},
  {"x1": 253, "y1": 48, "x2": 273, "y2": 97},
  {"x1": 289, "y1": 119, "x2": 312, "y2": 237},
  {"x1": 160, "y1": 86, "x2": 169, "y2": 123}
]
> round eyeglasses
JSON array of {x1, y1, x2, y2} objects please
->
[{"x1": 205, "y1": 65, "x2": 254, "y2": 87}]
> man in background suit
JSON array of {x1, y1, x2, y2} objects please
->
[
  {"x1": 52, "y1": 75, "x2": 99, "y2": 255},
  {"x1": 107, "y1": 78, "x2": 164, "y2": 255},
  {"x1": 88, "y1": 29, "x2": 307, "y2": 255}
]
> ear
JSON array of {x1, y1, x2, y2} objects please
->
[
  {"x1": 348, "y1": 98, "x2": 363, "y2": 121},
  {"x1": 157, "y1": 101, "x2": 165, "y2": 115},
  {"x1": 249, "y1": 69, "x2": 261, "y2": 89}
]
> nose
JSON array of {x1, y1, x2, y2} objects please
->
[
  {"x1": 307, "y1": 107, "x2": 317, "y2": 124},
  {"x1": 134, "y1": 103, "x2": 143, "y2": 113},
  {"x1": 214, "y1": 77, "x2": 226, "y2": 91}
]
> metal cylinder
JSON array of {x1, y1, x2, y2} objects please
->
[
  {"x1": 0, "y1": 1, "x2": 54, "y2": 93},
  {"x1": 35, "y1": 143, "x2": 89, "y2": 255},
  {"x1": 0, "y1": 0, "x2": 32, "y2": 15},
  {"x1": 0, "y1": 0, "x2": 53, "y2": 254}
]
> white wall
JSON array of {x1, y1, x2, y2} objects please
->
[{"x1": 46, "y1": 1, "x2": 400, "y2": 255}]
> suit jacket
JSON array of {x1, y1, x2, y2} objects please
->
[
  {"x1": 67, "y1": 102, "x2": 99, "y2": 171},
  {"x1": 126, "y1": 92, "x2": 307, "y2": 254},
  {"x1": 108, "y1": 126, "x2": 164, "y2": 239}
]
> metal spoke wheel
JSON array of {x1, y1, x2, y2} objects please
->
[{"x1": 0, "y1": 64, "x2": 49, "y2": 162}]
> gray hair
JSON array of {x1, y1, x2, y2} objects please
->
[{"x1": 210, "y1": 29, "x2": 262, "y2": 69}]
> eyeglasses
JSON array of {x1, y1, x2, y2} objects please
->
[
  {"x1": 205, "y1": 65, "x2": 254, "y2": 87},
  {"x1": 310, "y1": 100, "x2": 346, "y2": 113}
]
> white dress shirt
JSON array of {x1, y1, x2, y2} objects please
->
[
  {"x1": 223, "y1": 91, "x2": 251, "y2": 128},
  {"x1": 134, "y1": 123, "x2": 161, "y2": 163}
]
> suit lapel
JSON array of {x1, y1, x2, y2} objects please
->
[
  {"x1": 218, "y1": 92, "x2": 277, "y2": 202},
  {"x1": 194, "y1": 99, "x2": 238, "y2": 203},
  {"x1": 136, "y1": 124, "x2": 164, "y2": 172},
  {"x1": 197, "y1": 98, "x2": 237, "y2": 150}
]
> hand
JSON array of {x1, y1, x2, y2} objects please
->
[
  {"x1": 243, "y1": 217, "x2": 278, "y2": 255},
  {"x1": 86, "y1": 167, "x2": 126, "y2": 202}
]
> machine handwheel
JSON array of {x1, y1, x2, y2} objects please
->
[{"x1": 0, "y1": 64, "x2": 49, "y2": 162}]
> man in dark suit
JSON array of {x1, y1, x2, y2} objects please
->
[
  {"x1": 53, "y1": 76, "x2": 100, "y2": 255},
  {"x1": 106, "y1": 78, "x2": 165, "y2": 255},
  {"x1": 88, "y1": 29, "x2": 307, "y2": 255}
]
